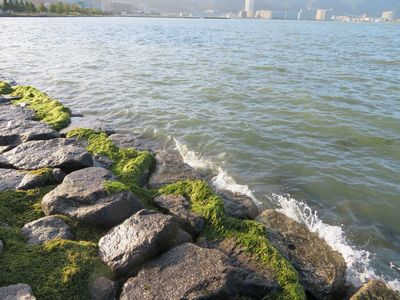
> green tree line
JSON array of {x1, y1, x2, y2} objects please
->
[{"x1": 0, "y1": 0, "x2": 106, "y2": 15}]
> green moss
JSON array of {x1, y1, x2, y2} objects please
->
[
  {"x1": 67, "y1": 128, "x2": 157, "y2": 207},
  {"x1": 11, "y1": 85, "x2": 71, "y2": 131},
  {"x1": 103, "y1": 180, "x2": 129, "y2": 195},
  {"x1": 158, "y1": 181, "x2": 306, "y2": 300},
  {"x1": 0, "y1": 187, "x2": 52, "y2": 227},
  {"x1": 0, "y1": 227, "x2": 110, "y2": 300},
  {"x1": 25, "y1": 167, "x2": 54, "y2": 182},
  {"x1": 0, "y1": 81, "x2": 13, "y2": 94}
]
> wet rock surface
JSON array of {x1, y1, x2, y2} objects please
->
[
  {"x1": 21, "y1": 216, "x2": 73, "y2": 245},
  {"x1": 89, "y1": 276, "x2": 118, "y2": 300},
  {"x1": 0, "y1": 138, "x2": 93, "y2": 171},
  {"x1": 98, "y1": 209, "x2": 192, "y2": 276},
  {"x1": 0, "y1": 169, "x2": 24, "y2": 192},
  {"x1": 153, "y1": 194, "x2": 204, "y2": 237},
  {"x1": 41, "y1": 167, "x2": 144, "y2": 227},
  {"x1": 218, "y1": 190, "x2": 260, "y2": 219},
  {"x1": 0, "y1": 283, "x2": 36, "y2": 300},
  {"x1": 120, "y1": 242, "x2": 279, "y2": 300},
  {"x1": 148, "y1": 151, "x2": 204, "y2": 189},
  {"x1": 257, "y1": 210, "x2": 347, "y2": 300},
  {"x1": 350, "y1": 280, "x2": 400, "y2": 300},
  {"x1": 0, "y1": 104, "x2": 59, "y2": 150}
]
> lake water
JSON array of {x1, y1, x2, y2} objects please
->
[{"x1": 0, "y1": 17, "x2": 399, "y2": 288}]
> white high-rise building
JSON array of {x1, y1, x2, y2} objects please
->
[{"x1": 244, "y1": 0, "x2": 254, "y2": 17}]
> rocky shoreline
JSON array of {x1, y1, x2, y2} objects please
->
[{"x1": 0, "y1": 80, "x2": 398, "y2": 300}]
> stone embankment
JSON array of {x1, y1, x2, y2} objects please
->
[{"x1": 0, "y1": 81, "x2": 399, "y2": 300}]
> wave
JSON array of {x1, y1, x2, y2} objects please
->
[
  {"x1": 271, "y1": 193, "x2": 400, "y2": 292},
  {"x1": 173, "y1": 137, "x2": 399, "y2": 292}
]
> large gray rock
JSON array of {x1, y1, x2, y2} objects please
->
[
  {"x1": 41, "y1": 167, "x2": 144, "y2": 228},
  {"x1": 0, "y1": 138, "x2": 93, "y2": 171},
  {"x1": 350, "y1": 280, "x2": 400, "y2": 300},
  {"x1": 0, "y1": 104, "x2": 59, "y2": 150},
  {"x1": 153, "y1": 194, "x2": 204, "y2": 237},
  {"x1": 120, "y1": 243, "x2": 279, "y2": 300},
  {"x1": 148, "y1": 151, "x2": 204, "y2": 189},
  {"x1": 98, "y1": 209, "x2": 192, "y2": 276},
  {"x1": 16, "y1": 168, "x2": 66, "y2": 190},
  {"x1": 218, "y1": 190, "x2": 260, "y2": 219},
  {"x1": 0, "y1": 169, "x2": 24, "y2": 192},
  {"x1": 89, "y1": 276, "x2": 117, "y2": 300},
  {"x1": 21, "y1": 216, "x2": 73, "y2": 245},
  {"x1": 257, "y1": 210, "x2": 347, "y2": 300},
  {"x1": 0, "y1": 283, "x2": 36, "y2": 300}
]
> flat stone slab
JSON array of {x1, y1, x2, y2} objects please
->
[
  {"x1": 0, "y1": 169, "x2": 24, "y2": 192},
  {"x1": 257, "y1": 210, "x2": 347, "y2": 300},
  {"x1": 0, "y1": 138, "x2": 93, "y2": 171},
  {"x1": 98, "y1": 209, "x2": 192, "y2": 276},
  {"x1": 21, "y1": 216, "x2": 73, "y2": 245},
  {"x1": 42, "y1": 167, "x2": 144, "y2": 228},
  {"x1": 120, "y1": 243, "x2": 279, "y2": 300},
  {"x1": 350, "y1": 280, "x2": 400, "y2": 300},
  {"x1": 218, "y1": 190, "x2": 260, "y2": 219},
  {"x1": 148, "y1": 151, "x2": 204, "y2": 189},
  {"x1": 0, "y1": 283, "x2": 36, "y2": 300},
  {"x1": 0, "y1": 104, "x2": 59, "y2": 151},
  {"x1": 153, "y1": 194, "x2": 204, "y2": 237}
]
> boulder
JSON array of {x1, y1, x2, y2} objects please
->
[
  {"x1": 21, "y1": 216, "x2": 73, "y2": 245},
  {"x1": 16, "y1": 168, "x2": 66, "y2": 190},
  {"x1": 0, "y1": 104, "x2": 59, "y2": 150},
  {"x1": 153, "y1": 194, "x2": 204, "y2": 237},
  {"x1": 41, "y1": 167, "x2": 144, "y2": 228},
  {"x1": 89, "y1": 276, "x2": 118, "y2": 300},
  {"x1": 120, "y1": 243, "x2": 279, "y2": 300},
  {"x1": 0, "y1": 138, "x2": 93, "y2": 171},
  {"x1": 0, "y1": 169, "x2": 24, "y2": 192},
  {"x1": 257, "y1": 210, "x2": 347, "y2": 300},
  {"x1": 0, "y1": 283, "x2": 36, "y2": 300},
  {"x1": 98, "y1": 209, "x2": 192, "y2": 276},
  {"x1": 148, "y1": 151, "x2": 204, "y2": 189},
  {"x1": 350, "y1": 280, "x2": 400, "y2": 300},
  {"x1": 218, "y1": 190, "x2": 260, "y2": 219}
]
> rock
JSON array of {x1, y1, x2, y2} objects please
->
[
  {"x1": 108, "y1": 133, "x2": 141, "y2": 149},
  {"x1": 98, "y1": 209, "x2": 192, "y2": 276},
  {"x1": 0, "y1": 240, "x2": 3, "y2": 255},
  {"x1": 0, "y1": 283, "x2": 36, "y2": 300},
  {"x1": 42, "y1": 167, "x2": 144, "y2": 228},
  {"x1": 0, "y1": 104, "x2": 59, "y2": 150},
  {"x1": 257, "y1": 210, "x2": 347, "y2": 300},
  {"x1": 89, "y1": 276, "x2": 117, "y2": 300},
  {"x1": 0, "y1": 138, "x2": 93, "y2": 171},
  {"x1": 350, "y1": 280, "x2": 400, "y2": 300},
  {"x1": 51, "y1": 168, "x2": 66, "y2": 183},
  {"x1": 153, "y1": 194, "x2": 204, "y2": 237},
  {"x1": 92, "y1": 154, "x2": 113, "y2": 169},
  {"x1": 21, "y1": 216, "x2": 73, "y2": 245},
  {"x1": 148, "y1": 151, "x2": 204, "y2": 189},
  {"x1": 0, "y1": 169, "x2": 24, "y2": 192},
  {"x1": 218, "y1": 190, "x2": 260, "y2": 219},
  {"x1": 120, "y1": 243, "x2": 279, "y2": 300}
]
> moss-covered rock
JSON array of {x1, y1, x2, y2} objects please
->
[
  {"x1": 11, "y1": 86, "x2": 71, "y2": 131},
  {"x1": 0, "y1": 81, "x2": 13, "y2": 94},
  {"x1": 158, "y1": 180, "x2": 306, "y2": 300}
]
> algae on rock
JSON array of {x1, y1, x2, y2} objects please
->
[{"x1": 0, "y1": 81, "x2": 13, "y2": 94}]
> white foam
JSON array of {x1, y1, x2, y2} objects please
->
[
  {"x1": 271, "y1": 193, "x2": 400, "y2": 291},
  {"x1": 174, "y1": 138, "x2": 260, "y2": 205}
]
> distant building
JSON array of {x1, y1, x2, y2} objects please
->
[
  {"x1": 298, "y1": 8, "x2": 316, "y2": 20},
  {"x1": 381, "y1": 11, "x2": 395, "y2": 21},
  {"x1": 316, "y1": 9, "x2": 333, "y2": 21},
  {"x1": 239, "y1": 10, "x2": 248, "y2": 18},
  {"x1": 256, "y1": 10, "x2": 298, "y2": 20},
  {"x1": 244, "y1": 0, "x2": 254, "y2": 18},
  {"x1": 257, "y1": 10, "x2": 272, "y2": 19}
]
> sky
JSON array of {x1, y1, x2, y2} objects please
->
[{"x1": 143, "y1": 0, "x2": 400, "y2": 16}]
